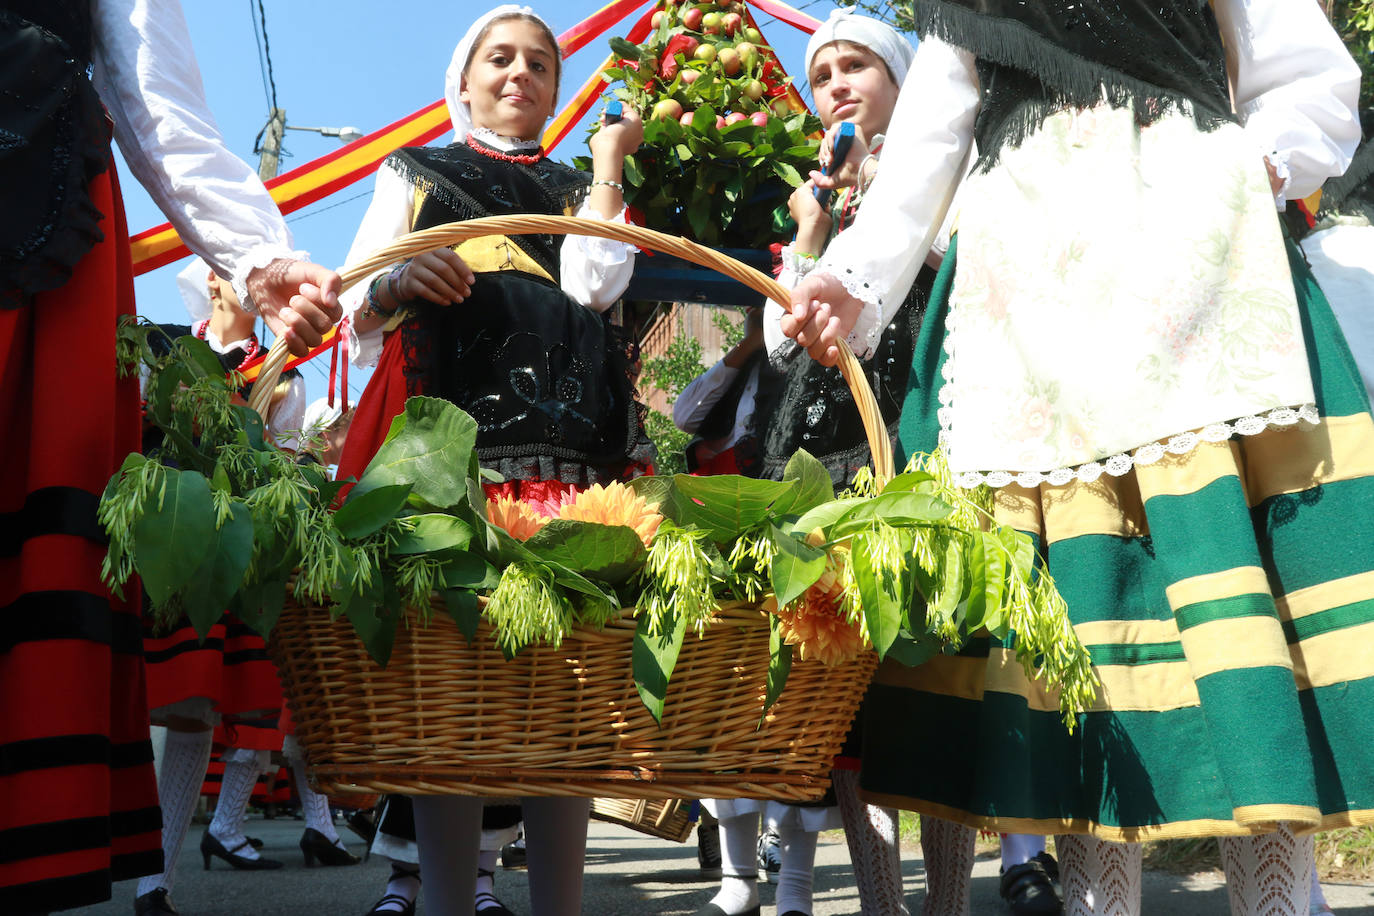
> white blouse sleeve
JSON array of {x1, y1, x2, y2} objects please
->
[
  {"x1": 266, "y1": 375, "x2": 309, "y2": 451},
  {"x1": 559, "y1": 200, "x2": 636, "y2": 312},
  {"x1": 812, "y1": 38, "x2": 980, "y2": 358},
  {"x1": 339, "y1": 162, "x2": 415, "y2": 368},
  {"x1": 90, "y1": 0, "x2": 306, "y2": 308},
  {"x1": 1213, "y1": 0, "x2": 1362, "y2": 204},
  {"x1": 673, "y1": 359, "x2": 742, "y2": 432}
]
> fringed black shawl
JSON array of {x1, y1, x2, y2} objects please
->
[{"x1": 914, "y1": 0, "x2": 1236, "y2": 167}]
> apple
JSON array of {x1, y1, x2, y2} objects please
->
[
  {"x1": 742, "y1": 78, "x2": 765, "y2": 101},
  {"x1": 652, "y1": 98, "x2": 684, "y2": 120},
  {"x1": 715, "y1": 115, "x2": 728, "y2": 129},
  {"x1": 716, "y1": 46, "x2": 741, "y2": 75},
  {"x1": 770, "y1": 97, "x2": 792, "y2": 117},
  {"x1": 743, "y1": 27, "x2": 763, "y2": 43},
  {"x1": 701, "y1": 11, "x2": 722, "y2": 33},
  {"x1": 680, "y1": 110, "x2": 697, "y2": 127},
  {"x1": 681, "y1": 35, "x2": 700, "y2": 55},
  {"x1": 749, "y1": 111, "x2": 769, "y2": 127},
  {"x1": 735, "y1": 41, "x2": 758, "y2": 69},
  {"x1": 725, "y1": 111, "x2": 747, "y2": 125},
  {"x1": 693, "y1": 42, "x2": 717, "y2": 63},
  {"x1": 680, "y1": 68, "x2": 701, "y2": 84},
  {"x1": 721, "y1": 12, "x2": 742, "y2": 35},
  {"x1": 681, "y1": 6, "x2": 703, "y2": 29},
  {"x1": 651, "y1": 10, "x2": 667, "y2": 28}
]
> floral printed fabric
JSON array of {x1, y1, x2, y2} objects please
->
[{"x1": 942, "y1": 106, "x2": 1315, "y2": 479}]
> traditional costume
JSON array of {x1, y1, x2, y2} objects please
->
[
  {"x1": 0, "y1": 2, "x2": 305, "y2": 910},
  {"x1": 803, "y1": 0, "x2": 1370, "y2": 912}
]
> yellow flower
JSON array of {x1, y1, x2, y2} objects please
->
[
  {"x1": 487, "y1": 494, "x2": 549, "y2": 541},
  {"x1": 766, "y1": 552, "x2": 867, "y2": 666},
  {"x1": 556, "y1": 482, "x2": 663, "y2": 547}
]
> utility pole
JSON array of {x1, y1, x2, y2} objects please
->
[{"x1": 258, "y1": 107, "x2": 286, "y2": 181}]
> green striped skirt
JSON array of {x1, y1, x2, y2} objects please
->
[{"x1": 864, "y1": 235, "x2": 1374, "y2": 841}]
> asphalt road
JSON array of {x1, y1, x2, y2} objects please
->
[{"x1": 82, "y1": 816, "x2": 1374, "y2": 915}]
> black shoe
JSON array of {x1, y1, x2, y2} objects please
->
[
  {"x1": 134, "y1": 887, "x2": 179, "y2": 915},
  {"x1": 1032, "y1": 850, "x2": 1060, "y2": 882},
  {"x1": 301, "y1": 826, "x2": 361, "y2": 867},
  {"x1": 697, "y1": 813, "x2": 721, "y2": 879},
  {"x1": 245, "y1": 835, "x2": 264, "y2": 849},
  {"x1": 1000, "y1": 859, "x2": 1063, "y2": 915},
  {"x1": 346, "y1": 809, "x2": 378, "y2": 847},
  {"x1": 692, "y1": 905, "x2": 759, "y2": 916},
  {"x1": 500, "y1": 834, "x2": 526, "y2": 869},
  {"x1": 365, "y1": 894, "x2": 415, "y2": 916},
  {"x1": 475, "y1": 868, "x2": 515, "y2": 915},
  {"x1": 200, "y1": 831, "x2": 284, "y2": 870}
]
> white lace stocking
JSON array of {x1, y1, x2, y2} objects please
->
[
  {"x1": 919, "y1": 815, "x2": 974, "y2": 916},
  {"x1": 1055, "y1": 835, "x2": 1141, "y2": 916},
  {"x1": 1219, "y1": 824, "x2": 1314, "y2": 916},
  {"x1": 833, "y1": 769, "x2": 910, "y2": 916},
  {"x1": 136, "y1": 728, "x2": 212, "y2": 896}
]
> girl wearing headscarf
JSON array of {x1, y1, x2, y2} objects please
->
[
  {"x1": 334, "y1": 7, "x2": 650, "y2": 915},
  {"x1": 784, "y1": 1, "x2": 1370, "y2": 914}
]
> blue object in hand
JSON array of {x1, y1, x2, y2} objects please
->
[
  {"x1": 604, "y1": 99, "x2": 623, "y2": 124},
  {"x1": 813, "y1": 121, "x2": 857, "y2": 209}
]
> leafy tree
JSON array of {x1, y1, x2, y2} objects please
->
[{"x1": 640, "y1": 319, "x2": 708, "y2": 475}]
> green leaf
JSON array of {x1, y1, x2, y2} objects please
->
[
  {"x1": 209, "y1": 459, "x2": 232, "y2": 493},
  {"x1": 180, "y1": 502, "x2": 254, "y2": 639},
  {"x1": 770, "y1": 160, "x2": 803, "y2": 186},
  {"x1": 230, "y1": 405, "x2": 267, "y2": 450},
  {"x1": 929, "y1": 537, "x2": 964, "y2": 624},
  {"x1": 778, "y1": 449, "x2": 835, "y2": 514},
  {"x1": 998, "y1": 524, "x2": 1036, "y2": 581},
  {"x1": 687, "y1": 187, "x2": 712, "y2": 239},
  {"x1": 768, "y1": 522, "x2": 827, "y2": 607},
  {"x1": 829, "y1": 491, "x2": 953, "y2": 538},
  {"x1": 391, "y1": 513, "x2": 473, "y2": 555},
  {"x1": 627, "y1": 475, "x2": 676, "y2": 516},
  {"x1": 964, "y1": 531, "x2": 1007, "y2": 632},
  {"x1": 763, "y1": 615, "x2": 793, "y2": 714},
  {"x1": 882, "y1": 470, "x2": 938, "y2": 494},
  {"x1": 670, "y1": 474, "x2": 799, "y2": 542},
  {"x1": 442, "y1": 588, "x2": 482, "y2": 643},
  {"x1": 335, "y1": 572, "x2": 397, "y2": 667},
  {"x1": 134, "y1": 469, "x2": 216, "y2": 606},
  {"x1": 885, "y1": 628, "x2": 943, "y2": 667},
  {"x1": 234, "y1": 563, "x2": 290, "y2": 639},
  {"x1": 442, "y1": 552, "x2": 500, "y2": 590},
  {"x1": 175, "y1": 335, "x2": 227, "y2": 380},
  {"x1": 523, "y1": 520, "x2": 646, "y2": 585},
  {"x1": 787, "y1": 497, "x2": 867, "y2": 539},
  {"x1": 632, "y1": 607, "x2": 688, "y2": 724},
  {"x1": 333, "y1": 483, "x2": 414, "y2": 539},
  {"x1": 852, "y1": 530, "x2": 904, "y2": 659},
  {"x1": 352, "y1": 397, "x2": 477, "y2": 510},
  {"x1": 623, "y1": 153, "x2": 645, "y2": 187},
  {"x1": 609, "y1": 36, "x2": 647, "y2": 60}
]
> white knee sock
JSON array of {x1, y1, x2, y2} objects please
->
[
  {"x1": 1310, "y1": 859, "x2": 1330, "y2": 911},
  {"x1": 136, "y1": 728, "x2": 213, "y2": 897},
  {"x1": 834, "y1": 769, "x2": 909, "y2": 916},
  {"x1": 775, "y1": 823, "x2": 819, "y2": 915},
  {"x1": 712, "y1": 811, "x2": 761, "y2": 913},
  {"x1": 476, "y1": 846, "x2": 505, "y2": 911},
  {"x1": 373, "y1": 858, "x2": 421, "y2": 913},
  {"x1": 1001, "y1": 833, "x2": 1047, "y2": 870},
  {"x1": 291, "y1": 762, "x2": 342, "y2": 844},
  {"x1": 523, "y1": 796, "x2": 590, "y2": 916},
  {"x1": 208, "y1": 754, "x2": 264, "y2": 860},
  {"x1": 920, "y1": 815, "x2": 975, "y2": 916},
  {"x1": 1056, "y1": 834, "x2": 1142, "y2": 916},
  {"x1": 1219, "y1": 823, "x2": 1314, "y2": 916}
]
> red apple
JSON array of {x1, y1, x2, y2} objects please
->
[
  {"x1": 653, "y1": 98, "x2": 685, "y2": 120},
  {"x1": 681, "y1": 34, "x2": 699, "y2": 55},
  {"x1": 682, "y1": 6, "x2": 703, "y2": 29},
  {"x1": 680, "y1": 110, "x2": 697, "y2": 127},
  {"x1": 701, "y1": 11, "x2": 722, "y2": 33},
  {"x1": 680, "y1": 68, "x2": 701, "y2": 84},
  {"x1": 749, "y1": 111, "x2": 769, "y2": 127},
  {"x1": 721, "y1": 12, "x2": 742, "y2": 35},
  {"x1": 693, "y1": 42, "x2": 717, "y2": 63},
  {"x1": 715, "y1": 115, "x2": 728, "y2": 129},
  {"x1": 725, "y1": 111, "x2": 747, "y2": 125},
  {"x1": 651, "y1": 10, "x2": 667, "y2": 28},
  {"x1": 716, "y1": 46, "x2": 741, "y2": 75},
  {"x1": 742, "y1": 78, "x2": 765, "y2": 101}
]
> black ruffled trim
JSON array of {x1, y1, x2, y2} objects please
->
[{"x1": 913, "y1": 0, "x2": 1234, "y2": 169}]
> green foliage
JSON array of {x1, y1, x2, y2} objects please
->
[
  {"x1": 640, "y1": 317, "x2": 708, "y2": 475},
  {"x1": 712, "y1": 308, "x2": 748, "y2": 349}
]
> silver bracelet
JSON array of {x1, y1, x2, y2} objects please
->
[
  {"x1": 857, "y1": 154, "x2": 879, "y2": 194},
  {"x1": 590, "y1": 178, "x2": 625, "y2": 194}
]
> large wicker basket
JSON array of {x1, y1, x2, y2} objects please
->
[
  {"x1": 256, "y1": 216, "x2": 892, "y2": 801},
  {"x1": 590, "y1": 797, "x2": 695, "y2": 843}
]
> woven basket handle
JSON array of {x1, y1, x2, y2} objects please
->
[{"x1": 248, "y1": 214, "x2": 894, "y2": 484}]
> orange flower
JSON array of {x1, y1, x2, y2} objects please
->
[
  {"x1": 487, "y1": 494, "x2": 549, "y2": 541},
  {"x1": 766, "y1": 557, "x2": 866, "y2": 666},
  {"x1": 556, "y1": 482, "x2": 663, "y2": 547}
]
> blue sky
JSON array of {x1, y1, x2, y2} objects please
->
[{"x1": 119, "y1": 0, "x2": 843, "y2": 402}]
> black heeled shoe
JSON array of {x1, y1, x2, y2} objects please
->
[
  {"x1": 364, "y1": 864, "x2": 420, "y2": 916},
  {"x1": 200, "y1": 830, "x2": 284, "y2": 870},
  {"x1": 475, "y1": 868, "x2": 515, "y2": 916},
  {"x1": 134, "y1": 887, "x2": 179, "y2": 915},
  {"x1": 1000, "y1": 858, "x2": 1063, "y2": 915},
  {"x1": 300, "y1": 826, "x2": 361, "y2": 867}
]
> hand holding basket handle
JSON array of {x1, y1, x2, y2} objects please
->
[{"x1": 247, "y1": 215, "x2": 894, "y2": 484}]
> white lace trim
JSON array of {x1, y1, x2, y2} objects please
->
[
  {"x1": 827, "y1": 267, "x2": 886, "y2": 358},
  {"x1": 471, "y1": 126, "x2": 543, "y2": 151},
  {"x1": 779, "y1": 243, "x2": 819, "y2": 278},
  {"x1": 229, "y1": 244, "x2": 310, "y2": 313},
  {"x1": 942, "y1": 404, "x2": 1321, "y2": 489}
]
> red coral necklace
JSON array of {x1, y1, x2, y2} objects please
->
[{"x1": 466, "y1": 134, "x2": 545, "y2": 165}]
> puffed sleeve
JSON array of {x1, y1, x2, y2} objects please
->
[
  {"x1": 811, "y1": 38, "x2": 979, "y2": 358},
  {"x1": 90, "y1": 0, "x2": 306, "y2": 308},
  {"x1": 338, "y1": 162, "x2": 416, "y2": 368},
  {"x1": 1213, "y1": 0, "x2": 1362, "y2": 205},
  {"x1": 673, "y1": 359, "x2": 742, "y2": 433},
  {"x1": 266, "y1": 375, "x2": 309, "y2": 451},
  {"x1": 559, "y1": 200, "x2": 636, "y2": 312}
]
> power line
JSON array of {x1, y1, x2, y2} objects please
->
[
  {"x1": 252, "y1": 0, "x2": 279, "y2": 114},
  {"x1": 285, "y1": 189, "x2": 373, "y2": 224},
  {"x1": 248, "y1": 0, "x2": 272, "y2": 115}
]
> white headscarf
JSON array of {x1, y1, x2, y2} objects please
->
[
  {"x1": 302, "y1": 396, "x2": 344, "y2": 438},
  {"x1": 804, "y1": 8, "x2": 915, "y2": 88},
  {"x1": 175, "y1": 257, "x2": 214, "y2": 323},
  {"x1": 444, "y1": 5, "x2": 554, "y2": 143}
]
